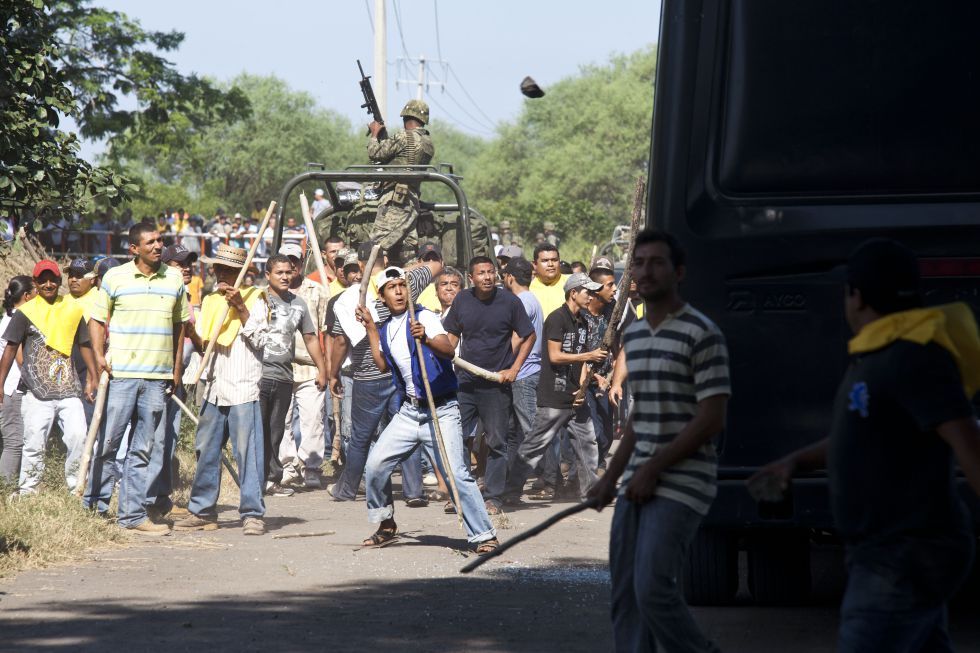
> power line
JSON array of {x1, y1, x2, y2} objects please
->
[
  {"x1": 443, "y1": 88, "x2": 496, "y2": 132},
  {"x1": 364, "y1": 0, "x2": 374, "y2": 33},
  {"x1": 391, "y1": 0, "x2": 412, "y2": 59},
  {"x1": 447, "y1": 64, "x2": 496, "y2": 128},
  {"x1": 425, "y1": 92, "x2": 494, "y2": 137},
  {"x1": 433, "y1": 0, "x2": 444, "y2": 62}
]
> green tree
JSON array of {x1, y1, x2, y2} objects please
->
[{"x1": 468, "y1": 47, "x2": 656, "y2": 256}]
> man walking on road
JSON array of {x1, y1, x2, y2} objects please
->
[
  {"x1": 84, "y1": 223, "x2": 191, "y2": 535},
  {"x1": 176, "y1": 244, "x2": 269, "y2": 536},
  {"x1": 590, "y1": 230, "x2": 728, "y2": 653},
  {"x1": 504, "y1": 272, "x2": 605, "y2": 504},
  {"x1": 355, "y1": 266, "x2": 499, "y2": 554},
  {"x1": 751, "y1": 239, "x2": 980, "y2": 652},
  {"x1": 443, "y1": 256, "x2": 536, "y2": 514}
]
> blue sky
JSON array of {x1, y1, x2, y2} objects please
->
[{"x1": 78, "y1": 0, "x2": 662, "y2": 157}]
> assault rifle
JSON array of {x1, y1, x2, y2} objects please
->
[{"x1": 357, "y1": 59, "x2": 386, "y2": 139}]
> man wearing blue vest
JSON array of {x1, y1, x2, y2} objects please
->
[{"x1": 355, "y1": 266, "x2": 499, "y2": 554}]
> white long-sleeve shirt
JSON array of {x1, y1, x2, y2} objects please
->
[{"x1": 201, "y1": 297, "x2": 269, "y2": 407}]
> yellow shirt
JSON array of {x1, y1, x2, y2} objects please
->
[
  {"x1": 186, "y1": 275, "x2": 204, "y2": 307},
  {"x1": 417, "y1": 282, "x2": 442, "y2": 313},
  {"x1": 530, "y1": 274, "x2": 569, "y2": 320},
  {"x1": 67, "y1": 287, "x2": 99, "y2": 322}
]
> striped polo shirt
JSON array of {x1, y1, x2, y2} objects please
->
[
  {"x1": 620, "y1": 304, "x2": 731, "y2": 515},
  {"x1": 92, "y1": 261, "x2": 189, "y2": 379}
]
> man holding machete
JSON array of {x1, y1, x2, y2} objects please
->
[{"x1": 354, "y1": 266, "x2": 499, "y2": 553}]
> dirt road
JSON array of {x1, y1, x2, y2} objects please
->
[{"x1": 2, "y1": 487, "x2": 978, "y2": 652}]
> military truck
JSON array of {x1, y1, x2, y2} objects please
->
[{"x1": 650, "y1": 0, "x2": 980, "y2": 605}]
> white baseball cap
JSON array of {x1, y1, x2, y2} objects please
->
[{"x1": 374, "y1": 266, "x2": 406, "y2": 292}]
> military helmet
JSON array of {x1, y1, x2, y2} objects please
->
[
  {"x1": 499, "y1": 220, "x2": 511, "y2": 230},
  {"x1": 543, "y1": 221, "x2": 556, "y2": 231},
  {"x1": 400, "y1": 99, "x2": 430, "y2": 124}
]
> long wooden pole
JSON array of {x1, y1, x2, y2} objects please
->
[
  {"x1": 192, "y1": 201, "x2": 276, "y2": 385},
  {"x1": 404, "y1": 275, "x2": 464, "y2": 528},
  {"x1": 74, "y1": 369, "x2": 109, "y2": 497},
  {"x1": 359, "y1": 244, "x2": 382, "y2": 307}
]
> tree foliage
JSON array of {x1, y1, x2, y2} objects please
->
[{"x1": 467, "y1": 47, "x2": 656, "y2": 245}]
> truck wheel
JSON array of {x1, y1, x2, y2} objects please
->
[
  {"x1": 747, "y1": 530, "x2": 812, "y2": 605},
  {"x1": 683, "y1": 528, "x2": 738, "y2": 605}
]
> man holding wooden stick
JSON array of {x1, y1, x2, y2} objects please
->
[
  {"x1": 355, "y1": 267, "x2": 498, "y2": 553},
  {"x1": 175, "y1": 244, "x2": 269, "y2": 536},
  {"x1": 83, "y1": 223, "x2": 190, "y2": 535}
]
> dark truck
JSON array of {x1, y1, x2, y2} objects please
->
[{"x1": 649, "y1": 0, "x2": 980, "y2": 604}]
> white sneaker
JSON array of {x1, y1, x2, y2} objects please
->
[{"x1": 422, "y1": 473, "x2": 438, "y2": 487}]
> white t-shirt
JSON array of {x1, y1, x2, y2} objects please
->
[
  {"x1": 385, "y1": 310, "x2": 447, "y2": 399},
  {"x1": 0, "y1": 313, "x2": 22, "y2": 395}
]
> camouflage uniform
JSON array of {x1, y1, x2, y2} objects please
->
[
  {"x1": 498, "y1": 220, "x2": 522, "y2": 247},
  {"x1": 367, "y1": 100, "x2": 434, "y2": 263},
  {"x1": 423, "y1": 207, "x2": 493, "y2": 269},
  {"x1": 543, "y1": 220, "x2": 561, "y2": 248}
]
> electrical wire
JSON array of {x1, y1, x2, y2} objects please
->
[
  {"x1": 364, "y1": 0, "x2": 374, "y2": 33},
  {"x1": 444, "y1": 88, "x2": 496, "y2": 132},
  {"x1": 433, "y1": 0, "x2": 444, "y2": 62},
  {"x1": 424, "y1": 92, "x2": 494, "y2": 137},
  {"x1": 391, "y1": 0, "x2": 413, "y2": 59},
  {"x1": 447, "y1": 64, "x2": 496, "y2": 127}
]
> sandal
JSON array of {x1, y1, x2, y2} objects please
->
[
  {"x1": 361, "y1": 523, "x2": 398, "y2": 547},
  {"x1": 427, "y1": 489, "x2": 449, "y2": 502},
  {"x1": 444, "y1": 501, "x2": 457, "y2": 514},
  {"x1": 475, "y1": 538, "x2": 500, "y2": 556},
  {"x1": 485, "y1": 501, "x2": 503, "y2": 516},
  {"x1": 527, "y1": 487, "x2": 555, "y2": 502},
  {"x1": 405, "y1": 497, "x2": 428, "y2": 508}
]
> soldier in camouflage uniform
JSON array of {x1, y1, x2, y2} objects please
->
[
  {"x1": 367, "y1": 99, "x2": 435, "y2": 264},
  {"x1": 498, "y1": 220, "x2": 521, "y2": 247},
  {"x1": 542, "y1": 220, "x2": 561, "y2": 248}
]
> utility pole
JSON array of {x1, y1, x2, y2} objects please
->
[
  {"x1": 397, "y1": 54, "x2": 446, "y2": 102},
  {"x1": 416, "y1": 54, "x2": 426, "y2": 101},
  {"x1": 373, "y1": 0, "x2": 387, "y2": 120}
]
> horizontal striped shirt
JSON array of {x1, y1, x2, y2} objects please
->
[
  {"x1": 92, "y1": 261, "x2": 190, "y2": 379},
  {"x1": 620, "y1": 304, "x2": 731, "y2": 515}
]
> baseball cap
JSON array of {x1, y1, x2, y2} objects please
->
[
  {"x1": 341, "y1": 252, "x2": 361, "y2": 271},
  {"x1": 564, "y1": 272, "x2": 602, "y2": 293},
  {"x1": 279, "y1": 242, "x2": 304, "y2": 261},
  {"x1": 64, "y1": 257, "x2": 96, "y2": 279},
  {"x1": 590, "y1": 257, "x2": 615, "y2": 274},
  {"x1": 374, "y1": 266, "x2": 406, "y2": 292},
  {"x1": 499, "y1": 245, "x2": 524, "y2": 259},
  {"x1": 418, "y1": 242, "x2": 443, "y2": 261},
  {"x1": 161, "y1": 244, "x2": 197, "y2": 265},
  {"x1": 33, "y1": 259, "x2": 62, "y2": 279},
  {"x1": 95, "y1": 257, "x2": 121, "y2": 279},
  {"x1": 502, "y1": 256, "x2": 532, "y2": 278},
  {"x1": 357, "y1": 240, "x2": 384, "y2": 262},
  {"x1": 314, "y1": 188, "x2": 325, "y2": 196}
]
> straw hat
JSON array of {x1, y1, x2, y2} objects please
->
[{"x1": 201, "y1": 243, "x2": 248, "y2": 268}]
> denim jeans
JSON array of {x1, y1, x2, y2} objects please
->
[
  {"x1": 19, "y1": 392, "x2": 86, "y2": 493},
  {"x1": 84, "y1": 378, "x2": 168, "y2": 528},
  {"x1": 458, "y1": 383, "x2": 513, "y2": 506},
  {"x1": 610, "y1": 497, "x2": 719, "y2": 653},
  {"x1": 365, "y1": 399, "x2": 495, "y2": 543},
  {"x1": 145, "y1": 383, "x2": 182, "y2": 514},
  {"x1": 508, "y1": 372, "x2": 539, "y2": 469},
  {"x1": 0, "y1": 391, "x2": 24, "y2": 483},
  {"x1": 588, "y1": 389, "x2": 613, "y2": 467},
  {"x1": 188, "y1": 401, "x2": 265, "y2": 519},
  {"x1": 838, "y1": 537, "x2": 973, "y2": 653},
  {"x1": 334, "y1": 377, "x2": 424, "y2": 501},
  {"x1": 505, "y1": 404, "x2": 598, "y2": 501},
  {"x1": 259, "y1": 378, "x2": 293, "y2": 485},
  {"x1": 339, "y1": 372, "x2": 354, "y2": 457}
]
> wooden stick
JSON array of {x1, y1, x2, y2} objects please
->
[
  {"x1": 168, "y1": 390, "x2": 240, "y2": 488},
  {"x1": 330, "y1": 395, "x2": 343, "y2": 463},
  {"x1": 299, "y1": 192, "x2": 332, "y2": 299},
  {"x1": 405, "y1": 276, "x2": 464, "y2": 529},
  {"x1": 459, "y1": 498, "x2": 599, "y2": 574},
  {"x1": 359, "y1": 244, "x2": 382, "y2": 307},
  {"x1": 74, "y1": 370, "x2": 109, "y2": 497},
  {"x1": 589, "y1": 244, "x2": 598, "y2": 270},
  {"x1": 451, "y1": 356, "x2": 502, "y2": 384},
  {"x1": 192, "y1": 200, "x2": 276, "y2": 385},
  {"x1": 272, "y1": 530, "x2": 336, "y2": 540}
]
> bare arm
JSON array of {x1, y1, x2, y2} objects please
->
[
  {"x1": 747, "y1": 437, "x2": 830, "y2": 496},
  {"x1": 78, "y1": 341, "x2": 97, "y2": 402},
  {"x1": 0, "y1": 343, "x2": 16, "y2": 405},
  {"x1": 608, "y1": 347, "x2": 628, "y2": 407},
  {"x1": 328, "y1": 334, "x2": 348, "y2": 398},
  {"x1": 88, "y1": 319, "x2": 110, "y2": 375},
  {"x1": 302, "y1": 332, "x2": 328, "y2": 391},
  {"x1": 498, "y1": 332, "x2": 536, "y2": 384},
  {"x1": 547, "y1": 339, "x2": 607, "y2": 366},
  {"x1": 938, "y1": 417, "x2": 980, "y2": 497}
]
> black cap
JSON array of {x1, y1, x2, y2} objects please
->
[
  {"x1": 161, "y1": 244, "x2": 197, "y2": 265},
  {"x1": 64, "y1": 258, "x2": 95, "y2": 278},
  {"x1": 357, "y1": 240, "x2": 384, "y2": 262},
  {"x1": 418, "y1": 241, "x2": 443, "y2": 261},
  {"x1": 847, "y1": 238, "x2": 921, "y2": 314},
  {"x1": 95, "y1": 257, "x2": 121, "y2": 280}
]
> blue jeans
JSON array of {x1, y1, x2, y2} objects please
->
[
  {"x1": 84, "y1": 378, "x2": 168, "y2": 529},
  {"x1": 145, "y1": 383, "x2": 182, "y2": 513},
  {"x1": 334, "y1": 377, "x2": 423, "y2": 501},
  {"x1": 365, "y1": 399, "x2": 495, "y2": 544},
  {"x1": 508, "y1": 372, "x2": 539, "y2": 469},
  {"x1": 188, "y1": 401, "x2": 265, "y2": 519},
  {"x1": 610, "y1": 497, "x2": 719, "y2": 653},
  {"x1": 340, "y1": 373, "x2": 354, "y2": 456},
  {"x1": 838, "y1": 538, "x2": 973, "y2": 653},
  {"x1": 458, "y1": 383, "x2": 513, "y2": 506},
  {"x1": 588, "y1": 389, "x2": 613, "y2": 467}
]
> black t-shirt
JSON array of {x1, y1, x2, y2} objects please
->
[
  {"x1": 828, "y1": 340, "x2": 974, "y2": 603},
  {"x1": 537, "y1": 304, "x2": 588, "y2": 409},
  {"x1": 443, "y1": 286, "x2": 534, "y2": 385},
  {"x1": 3, "y1": 311, "x2": 89, "y2": 400}
]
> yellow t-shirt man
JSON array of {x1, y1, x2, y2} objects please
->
[{"x1": 530, "y1": 274, "x2": 570, "y2": 320}]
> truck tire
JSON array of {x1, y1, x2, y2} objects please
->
[
  {"x1": 683, "y1": 528, "x2": 738, "y2": 605},
  {"x1": 747, "y1": 529, "x2": 812, "y2": 605}
]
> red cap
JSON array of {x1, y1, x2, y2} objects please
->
[{"x1": 33, "y1": 259, "x2": 62, "y2": 279}]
